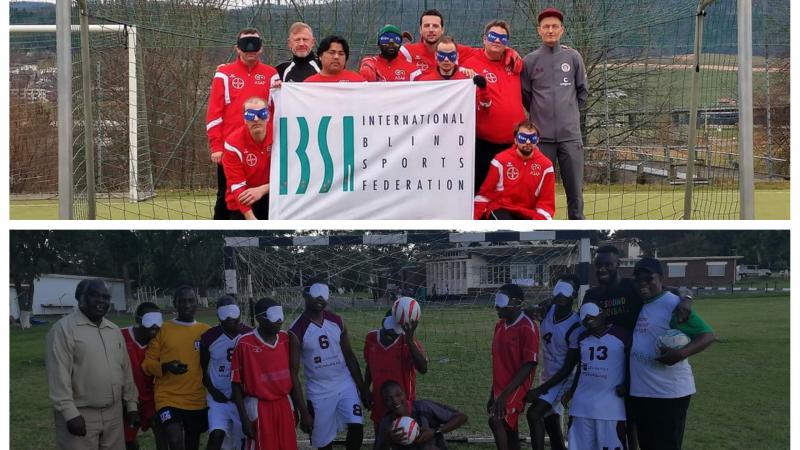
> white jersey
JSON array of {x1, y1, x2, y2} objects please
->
[
  {"x1": 289, "y1": 311, "x2": 355, "y2": 399},
  {"x1": 540, "y1": 305, "x2": 582, "y2": 381},
  {"x1": 570, "y1": 325, "x2": 630, "y2": 421},
  {"x1": 630, "y1": 291, "x2": 696, "y2": 398},
  {"x1": 200, "y1": 324, "x2": 252, "y2": 399}
]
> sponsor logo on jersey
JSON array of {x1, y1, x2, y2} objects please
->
[
  {"x1": 561, "y1": 63, "x2": 571, "y2": 73},
  {"x1": 231, "y1": 76, "x2": 245, "y2": 89},
  {"x1": 314, "y1": 356, "x2": 322, "y2": 363},
  {"x1": 531, "y1": 163, "x2": 542, "y2": 177},
  {"x1": 246, "y1": 153, "x2": 258, "y2": 167},
  {"x1": 506, "y1": 166, "x2": 519, "y2": 180},
  {"x1": 485, "y1": 71, "x2": 498, "y2": 83},
  {"x1": 194, "y1": 340, "x2": 201, "y2": 351},
  {"x1": 394, "y1": 69, "x2": 407, "y2": 78}
]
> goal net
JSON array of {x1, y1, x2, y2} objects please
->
[
  {"x1": 224, "y1": 230, "x2": 588, "y2": 443},
  {"x1": 10, "y1": 0, "x2": 789, "y2": 219}
]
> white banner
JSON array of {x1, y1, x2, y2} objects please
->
[{"x1": 269, "y1": 80, "x2": 475, "y2": 219}]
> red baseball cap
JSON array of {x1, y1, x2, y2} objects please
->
[{"x1": 538, "y1": 7, "x2": 564, "y2": 24}]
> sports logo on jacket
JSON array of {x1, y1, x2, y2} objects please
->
[
  {"x1": 394, "y1": 69, "x2": 407, "y2": 79},
  {"x1": 231, "y1": 76, "x2": 245, "y2": 89},
  {"x1": 506, "y1": 166, "x2": 519, "y2": 180},
  {"x1": 246, "y1": 153, "x2": 258, "y2": 167},
  {"x1": 561, "y1": 63, "x2": 571, "y2": 73},
  {"x1": 484, "y1": 71, "x2": 498, "y2": 83},
  {"x1": 531, "y1": 163, "x2": 542, "y2": 177}
]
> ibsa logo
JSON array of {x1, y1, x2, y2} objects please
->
[{"x1": 279, "y1": 116, "x2": 356, "y2": 195}]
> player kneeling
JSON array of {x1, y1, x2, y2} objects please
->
[
  {"x1": 565, "y1": 303, "x2": 630, "y2": 449},
  {"x1": 374, "y1": 380, "x2": 467, "y2": 449},
  {"x1": 231, "y1": 298, "x2": 302, "y2": 450}
]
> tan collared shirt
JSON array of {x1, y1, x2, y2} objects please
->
[{"x1": 45, "y1": 310, "x2": 139, "y2": 421}]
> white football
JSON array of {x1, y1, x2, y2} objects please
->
[
  {"x1": 391, "y1": 415, "x2": 421, "y2": 445},
  {"x1": 657, "y1": 329, "x2": 691, "y2": 351},
  {"x1": 392, "y1": 297, "x2": 421, "y2": 325}
]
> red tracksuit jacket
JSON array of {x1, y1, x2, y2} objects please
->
[
  {"x1": 474, "y1": 146, "x2": 556, "y2": 220},
  {"x1": 222, "y1": 126, "x2": 271, "y2": 214},
  {"x1": 359, "y1": 55, "x2": 418, "y2": 82},
  {"x1": 205, "y1": 58, "x2": 278, "y2": 155},
  {"x1": 412, "y1": 67, "x2": 491, "y2": 109}
]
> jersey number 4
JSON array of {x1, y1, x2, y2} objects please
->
[
  {"x1": 542, "y1": 332, "x2": 553, "y2": 345},
  {"x1": 318, "y1": 335, "x2": 330, "y2": 349},
  {"x1": 588, "y1": 346, "x2": 608, "y2": 361}
]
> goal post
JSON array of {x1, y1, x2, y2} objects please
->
[{"x1": 11, "y1": 20, "x2": 146, "y2": 219}]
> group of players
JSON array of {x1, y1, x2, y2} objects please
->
[
  {"x1": 207, "y1": 7, "x2": 589, "y2": 221},
  {"x1": 47, "y1": 245, "x2": 715, "y2": 450}
]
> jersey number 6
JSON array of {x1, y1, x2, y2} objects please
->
[{"x1": 319, "y1": 335, "x2": 330, "y2": 349}]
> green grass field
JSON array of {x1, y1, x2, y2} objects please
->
[
  {"x1": 10, "y1": 295, "x2": 788, "y2": 448},
  {"x1": 9, "y1": 186, "x2": 789, "y2": 220}
]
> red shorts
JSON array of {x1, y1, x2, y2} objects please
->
[
  {"x1": 124, "y1": 400, "x2": 156, "y2": 443},
  {"x1": 247, "y1": 396, "x2": 297, "y2": 450},
  {"x1": 496, "y1": 388, "x2": 527, "y2": 431}
]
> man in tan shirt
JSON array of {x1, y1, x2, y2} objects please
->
[{"x1": 45, "y1": 279, "x2": 140, "y2": 450}]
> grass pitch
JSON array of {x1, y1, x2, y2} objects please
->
[
  {"x1": 9, "y1": 185, "x2": 789, "y2": 220},
  {"x1": 10, "y1": 295, "x2": 788, "y2": 448}
]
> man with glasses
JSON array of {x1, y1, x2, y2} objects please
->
[
  {"x1": 628, "y1": 257, "x2": 715, "y2": 450},
  {"x1": 521, "y1": 7, "x2": 589, "y2": 220},
  {"x1": 46, "y1": 279, "x2": 140, "y2": 450},
  {"x1": 474, "y1": 120, "x2": 555, "y2": 220},
  {"x1": 306, "y1": 36, "x2": 367, "y2": 82},
  {"x1": 206, "y1": 28, "x2": 277, "y2": 220},
  {"x1": 231, "y1": 298, "x2": 302, "y2": 450},
  {"x1": 221, "y1": 96, "x2": 272, "y2": 220},
  {"x1": 462, "y1": 20, "x2": 526, "y2": 192},
  {"x1": 360, "y1": 24, "x2": 418, "y2": 82}
]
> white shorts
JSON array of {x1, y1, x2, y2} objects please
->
[
  {"x1": 539, "y1": 378, "x2": 572, "y2": 416},
  {"x1": 207, "y1": 397, "x2": 244, "y2": 449},
  {"x1": 567, "y1": 416, "x2": 626, "y2": 450},
  {"x1": 308, "y1": 384, "x2": 363, "y2": 448}
]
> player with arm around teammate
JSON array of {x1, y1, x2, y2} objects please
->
[
  {"x1": 363, "y1": 311, "x2": 429, "y2": 433},
  {"x1": 289, "y1": 282, "x2": 368, "y2": 450},
  {"x1": 122, "y1": 302, "x2": 168, "y2": 450},
  {"x1": 488, "y1": 284, "x2": 539, "y2": 450},
  {"x1": 524, "y1": 275, "x2": 582, "y2": 450},
  {"x1": 374, "y1": 381, "x2": 467, "y2": 450},
  {"x1": 564, "y1": 302, "x2": 630, "y2": 450},
  {"x1": 199, "y1": 296, "x2": 252, "y2": 450},
  {"x1": 231, "y1": 298, "x2": 302, "y2": 450}
]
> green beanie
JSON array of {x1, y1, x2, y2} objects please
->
[{"x1": 378, "y1": 24, "x2": 402, "y2": 39}]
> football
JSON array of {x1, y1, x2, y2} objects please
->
[
  {"x1": 656, "y1": 329, "x2": 691, "y2": 351},
  {"x1": 391, "y1": 416, "x2": 421, "y2": 445},
  {"x1": 392, "y1": 297, "x2": 421, "y2": 326}
]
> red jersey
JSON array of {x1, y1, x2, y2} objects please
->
[
  {"x1": 121, "y1": 327, "x2": 154, "y2": 404},
  {"x1": 231, "y1": 330, "x2": 293, "y2": 401},
  {"x1": 222, "y1": 126, "x2": 271, "y2": 214},
  {"x1": 491, "y1": 313, "x2": 539, "y2": 400},
  {"x1": 359, "y1": 55, "x2": 417, "y2": 82},
  {"x1": 400, "y1": 41, "x2": 479, "y2": 73},
  {"x1": 363, "y1": 330, "x2": 426, "y2": 424},
  {"x1": 305, "y1": 70, "x2": 367, "y2": 82},
  {"x1": 474, "y1": 146, "x2": 556, "y2": 220},
  {"x1": 462, "y1": 50, "x2": 526, "y2": 144},
  {"x1": 206, "y1": 58, "x2": 278, "y2": 155}
]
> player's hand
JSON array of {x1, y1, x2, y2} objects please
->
[
  {"x1": 238, "y1": 185, "x2": 268, "y2": 206},
  {"x1": 656, "y1": 347, "x2": 687, "y2": 366},
  {"x1": 561, "y1": 390, "x2": 573, "y2": 406},
  {"x1": 162, "y1": 360, "x2": 188, "y2": 375},
  {"x1": 271, "y1": 79, "x2": 283, "y2": 89},
  {"x1": 389, "y1": 427, "x2": 407, "y2": 444},
  {"x1": 300, "y1": 410, "x2": 314, "y2": 434},
  {"x1": 128, "y1": 410, "x2": 141, "y2": 428},
  {"x1": 458, "y1": 67, "x2": 477, "y2": 78},
  {"x1": 473, "y1": 74, "x2": 487, "y2": 88},
  {"x1": 615, "y1": 384, "x2": 628, "y2": 397},
  {"x1": 503, "y1": 48, "x2": 523, "y2": 73},
  {"x1": 402, "y1": 320, "x2": 418, "y2": 340},
  {"x1": 402, "y1": 31, "x2": 414, "y2": 43},
  {"x1": 242, "y1": 419, "x2": 255, "y2": 439},
  {"x1": 415, "y1": 427, "x2": 436, "y2": 444},
  {"x1": 211, "y1": 151, "x2": 223, "y2": 164},
  {"x1": 490, "y1": 394, "x2": 507, "y2": 419},
  {"x1": 66, "y1": 415, "x2": 87, "y2": 436},
  {"x1": 674, "y1": 297, "x2": 693, "y2": 323}
]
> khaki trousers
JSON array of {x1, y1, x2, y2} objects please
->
[{"x1": 54, "y1": 403, "x2": 125, "y2": 450}]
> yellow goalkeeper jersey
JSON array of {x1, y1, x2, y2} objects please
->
[{"x1": 142, "y1": 319, "x2": 211, "y2": 411}]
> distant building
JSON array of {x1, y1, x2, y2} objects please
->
[{"x1": 10, "y1": 274, "x2": 127, "y2": 318}]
